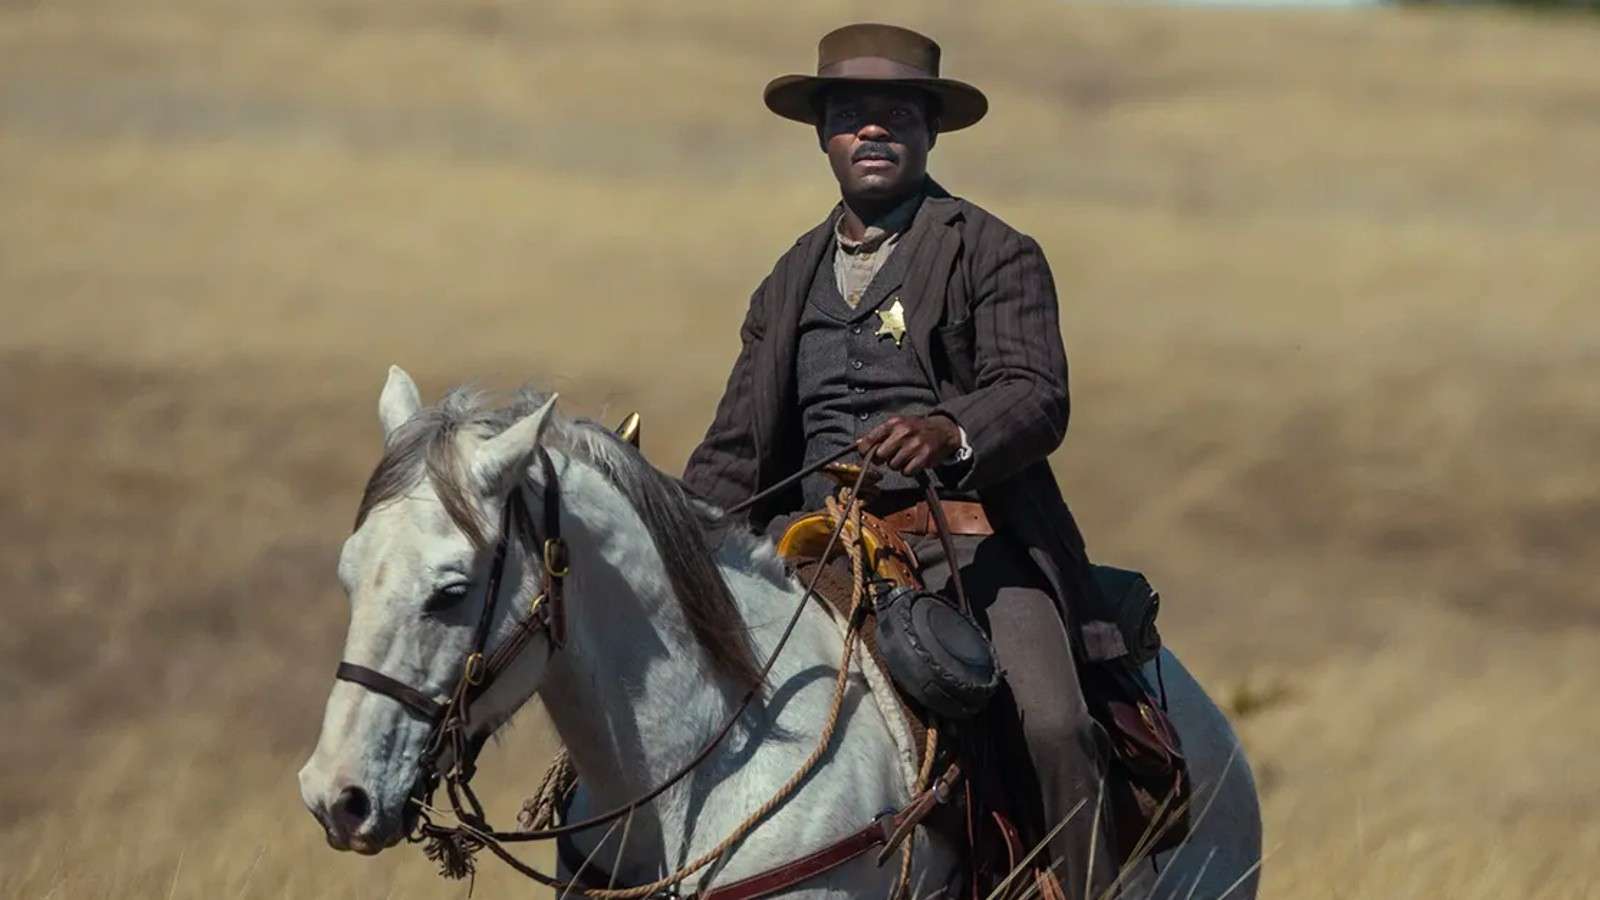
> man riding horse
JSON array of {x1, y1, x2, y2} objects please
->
[{"x1": 684, "y1": 23, "x2": 1128, "y2": 894}]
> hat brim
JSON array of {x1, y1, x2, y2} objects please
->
[{"x1": 763, "y1": 74, "x2": 988, "y2": 132}]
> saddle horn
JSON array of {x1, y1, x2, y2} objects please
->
[{"x1": 614, "y1": 412, "x2": 641, "y2": 448}]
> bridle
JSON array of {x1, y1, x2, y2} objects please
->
[
  {"x1": 331, "y1": 441, "x2": 923, "y2": 893},
  {"x1": 333, "y1": 446, "x2": 569, "y2": 871}
]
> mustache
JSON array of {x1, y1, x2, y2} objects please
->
[{"x1": 852, "y1": 142, "x2": 901, "y2": 164}]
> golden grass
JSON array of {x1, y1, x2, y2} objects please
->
[{"x1": 2, "y1": 1, "x2": 1598, "y2": 897}]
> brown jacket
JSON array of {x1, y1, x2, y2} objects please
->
[{"x1": 684, "y1": 181, "x2": 1116, "y2": 644}]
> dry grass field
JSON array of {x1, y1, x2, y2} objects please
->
[{"x1": 3, "y1": 1, "x2": 1598, "y2": 897}]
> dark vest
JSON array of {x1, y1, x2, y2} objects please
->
[{"x1": 797, "y1": 240, "x2": 943, "y2": 509}]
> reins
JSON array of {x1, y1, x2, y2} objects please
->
[
  {"x1": 723, "y1": 442, "x2": 863, "y2": 517},
  {"x1": 334, "y1": 441, "x2": 889, "y2": 894}
]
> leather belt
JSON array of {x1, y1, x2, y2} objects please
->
[{"x1": 881, "y1": 499, "x2": 993, "y2": 537}]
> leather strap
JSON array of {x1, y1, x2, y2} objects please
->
[
  {"x1": 699, "y1": 819, "x2": 892, "y2": 900},
  {"x1": 557, "y1": 764, "x2": 964, "y2": 900},
  {"x1": 538, "y1": 447, "x2": 568, "y2": 648},
  {"x1": 703, "y1": 763, "x2": 962, "y2": 900},
  {"x1": 335, "y1": 662, "x2": 445, "y2": 723},
  {"x1": 881, "y1": 499, "x2": 992, "y2": 537}
]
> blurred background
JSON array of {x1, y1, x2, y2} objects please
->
[{"x1": 3, "y1": 1, "x2": 1598, "y2": 897}]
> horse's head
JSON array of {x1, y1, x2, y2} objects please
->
[{"x1": 298, "y1": 367, "x2": 558, "y2": 854}]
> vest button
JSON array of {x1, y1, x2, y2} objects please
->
[
  {"x1": 851, "y1": 359, "x2": 863, "y2": 370},
  {"x1": 852, "y1": 325, "x2": 862, "y2": 335},
  {"x1": 858, "y1": 412, "x2": 870, "y2": 421}
]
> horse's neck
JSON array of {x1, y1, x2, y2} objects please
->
[
  {"x1": 540, "y1": 557, "x2": 746, "y2": 800},
  {"x1": 533, "y1": 468, "x2": 834, "y2": 852}
]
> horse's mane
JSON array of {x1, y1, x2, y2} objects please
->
[{"x1": 353, "y1": 387, "x2": 764, "y2": 690}]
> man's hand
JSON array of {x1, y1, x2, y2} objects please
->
[{"x1": 856, "y1": 415, "x2": 963, "y2": 476}]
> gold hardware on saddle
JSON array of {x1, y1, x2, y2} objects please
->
[
  {"x1": 614, "y1": 412, "x2": 641, "y2": 448},
  {"x1": 775, "y1": 503, "x2": 918, "y2": 589}
]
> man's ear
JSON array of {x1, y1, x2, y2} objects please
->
[
  {"x1": 816, "y1": 122, "x2": 828, "y2": 152},
  {"x1": 470, "y1": 395, "x2": 558, "y2": 499},
  {"x1": 378, "y1": 365, "x2": 422, "y2": 439},
  {"x1": 927, "y1": 121, "x2": 939, "y2": 151}
]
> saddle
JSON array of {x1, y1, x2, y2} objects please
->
[{"x1": 776, "y1": 473, "x2": 1192, "y2": 893}]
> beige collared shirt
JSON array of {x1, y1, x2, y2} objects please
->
[{"x1": 833, "y1": 192, "x2": 922, "y2": 309}]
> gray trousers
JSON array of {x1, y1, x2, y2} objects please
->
[{"x1": 911, "y1": 532, "x2": 1119, "y2": 895}]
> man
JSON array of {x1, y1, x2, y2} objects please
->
[{"x1": 684, "y1": 23, "x2": 1121, "y2": 893}]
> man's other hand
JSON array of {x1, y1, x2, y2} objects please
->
[{"x1": 857, "y1": 415, "x2": 962, "y2": 476}]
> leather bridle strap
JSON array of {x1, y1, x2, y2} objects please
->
[
  {"x1": 334, "y1": 446, "x2": 564, "y2": 776},
  {"x1": 334, "y1": 662, "x2": 446, "y2": 723}
]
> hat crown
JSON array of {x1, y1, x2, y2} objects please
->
[
  {"x1": 817, "y1": 23, "x2": 941, "y2": 78},
  {"x1": 762, "y1": 23, "x2": 987, "y2": 131}
]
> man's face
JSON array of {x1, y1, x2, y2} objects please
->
[{"x1": 819, "y1": 85, "x2": 936, "y2": 202}]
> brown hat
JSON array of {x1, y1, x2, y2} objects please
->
[{"x1": 764, "y1": 23, "x2": 988, "y2": 132}]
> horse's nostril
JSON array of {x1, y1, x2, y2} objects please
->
[{"x1": 332, "y1": 785, "x2": 372, "y2": 831}]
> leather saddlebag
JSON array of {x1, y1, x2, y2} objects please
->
[
  {"x1": 1081, "y1": 660, "x2": 1191, "y2": 864},
  {"x1": 1082, "y1": 565, "x2": 1189, "y2": 863}
]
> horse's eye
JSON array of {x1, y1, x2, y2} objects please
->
[{"x1": 424, "y1": 582, "x2": 471, "y2": 614}]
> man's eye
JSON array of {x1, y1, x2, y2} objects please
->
[{"x1": 424, "y1": 582, "x2": 471, "y2": 614}]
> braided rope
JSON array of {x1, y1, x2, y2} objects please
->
[
  {"x1": 836, "y1": 495, "x2": 913, "y2": 900},
  {"x1": 520, "y1": 749, "x2": 577, "y2": 832},
  {"x1": 892, "y1": 723, "x2": 942, "y2": 900}
]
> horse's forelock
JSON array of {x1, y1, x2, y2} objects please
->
[{"x1": 354, "y1": 387, "x2": 499, "y2": 548}]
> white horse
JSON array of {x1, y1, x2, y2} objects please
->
[{"x1": 299, "y1": 367, "x2": 1262, "y2": 898}]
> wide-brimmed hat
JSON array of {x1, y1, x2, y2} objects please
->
[{"x1": 764, "y1": 23, "x2": 988, "y2": 132}]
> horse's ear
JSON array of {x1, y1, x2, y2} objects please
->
[
  {"x1": 471, "y1": 394, "x2": 558, "y2": 498},
  {"x1": 378, "y1": 366, "x2": 423, "y2": 439}
]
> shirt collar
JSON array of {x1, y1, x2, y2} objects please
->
[{"x1": 834, "y1": 189, "x2": 924, "y2": 255}]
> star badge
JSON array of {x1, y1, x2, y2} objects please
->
[{"x1": 875, "y1": 298, "x2": 908, "y2": 348}]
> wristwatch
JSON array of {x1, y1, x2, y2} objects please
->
[{"x1": 953, "y1": 427, "x2": 974, "y2": 463}]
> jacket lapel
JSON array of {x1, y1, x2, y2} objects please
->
[{"x1": 902, "y1": 191, "x2": 965, "y2": 389}]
